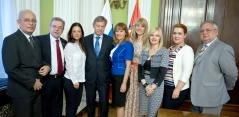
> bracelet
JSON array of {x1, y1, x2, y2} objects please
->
[
  {"x1": 123, "y1": 80, "x2": 127, "y2": 83},
  {"x1": 143, "y1": 83, "x2": 148, "y2": 88}
]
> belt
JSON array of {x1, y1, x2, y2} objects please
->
[
  {"x1": 49, "y1": 74, "x2": 62, "y2": 78},
  {"x1": 131, "y1": 62, "x2": 138, "y2": 66}
]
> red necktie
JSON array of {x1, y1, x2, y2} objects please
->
[{"x1": 56, "y1": 40, "x2": 63, "y2": 75}]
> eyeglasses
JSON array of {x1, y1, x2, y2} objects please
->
[
  {"x1": 200, "y1": 29, "x2": 216, "y2": 33},
  {"x1": 51, "y1": 25, "x2": 64, "y2": 30},
  {"x1": 20, "y1": 19, "x2": 37, "y2": 24}
]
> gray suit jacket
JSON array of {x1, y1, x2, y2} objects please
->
[{"x1": 191, "y1": 38, "x2": 238, "y2": 107}]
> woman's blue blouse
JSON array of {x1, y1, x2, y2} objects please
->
[{"x1": 110, "y1": 41, "x2": 134, "y2": 75}]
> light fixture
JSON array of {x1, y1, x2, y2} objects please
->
[{"x1": 109, "y1": 0, "x2": 127, "y2": 9}]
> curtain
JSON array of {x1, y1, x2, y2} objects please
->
[
  {"x1": 54, "y1": 0, "x2": 104, "y2": 39},
  {"x1": 0, "y1": 0, "x2": 40, "y2": 78}
]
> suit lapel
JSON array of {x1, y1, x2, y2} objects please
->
[
  {"x1": 60, "y1": 38, "x2": 66, "y2": 48},
  {"x1": 98, "y1": 35, "x2": 107, "y2": 58},
  {"x1": 195, "y1": 39, "x2": 219, "y2": 65},
  {"x1": 46, "y1": 34, "x2": 52, "y2": 64},
  {"x1": 88, "y1": 35, "x2": 97, "y2": 58},
  {"x1": 17, "y1": 30, "x2": 41, "y2": 63}
]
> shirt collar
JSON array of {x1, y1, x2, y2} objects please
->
[
  {"x1": 19, "y1": 28, "x2": 32, "y2": 39},
  {"x1": 93, "y1": 34, "x2": 103, "y2": 39},
  {"x1": 204, "y1": 37, "x2": 217, "y2": 47},
  {"x1": 50, "y1": 33, "x2": 61, "y2": 43}
]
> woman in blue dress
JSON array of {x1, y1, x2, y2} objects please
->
[{"x1": 110, "y1": 22, "x2": 134, "y2": 117}]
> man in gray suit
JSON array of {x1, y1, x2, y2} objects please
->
[{"x1": 191, "y1": 20, "x2": 238, "y2": 115}]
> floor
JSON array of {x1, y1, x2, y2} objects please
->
[{"x1": 79, "y1": 101, "x2": 239, "y2": 117}]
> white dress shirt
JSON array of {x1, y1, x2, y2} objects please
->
[
  {"x1": 50, "y1": 34, "x2": 64, "y2": 75},
  {"x1": 64, "y1": 42, "x2": 86, "y2": 84}
]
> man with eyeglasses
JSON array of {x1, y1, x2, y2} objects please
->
[
  {"x1": 36, "y1": 17, "x2": 67, "y2": 117},
  {"x1": 2, "y1": 10, "x2": 51, "y2": 117},
  {"x1": 191, "y1": 20, "x2": 238, "y2": 115}
]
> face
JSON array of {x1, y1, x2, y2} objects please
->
[
  {"x1": 71, "y1": 26, "x2": 82, "y2": 41},
  {"x1": 115, "y1": 29, "x2": 126, "y2": 42},
  {"x1": 135, "y1": 23, "x2": 145, "y2": 36},
  {"x1": 172, "y1": 27, "x2": 186, "y2": 46},
  {"x1": 50, "y1": 20, "x2": 64, "y2": 39},
  {"x1": 17, "y1": 11, "x2": 37, "y2": 35},
  {"x1": 149, "y1": 31, "x2": 161, "y2": 45},
  {"x1": 93, "y1": 21, "x2": 106, "y2": 36},
  {"x1": 200, "y1": 23, "x2": 218, "y2": 43}
]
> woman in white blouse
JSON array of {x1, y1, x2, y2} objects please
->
[
  {"x1": 63, "y1": 22, "x2": 86, "y2": 117},
  {"x1": 162, "y1": 24, "x2": 194, "y2": 110}
]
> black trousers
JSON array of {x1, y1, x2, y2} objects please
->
[
  {"x1": 63, "y1": 77, "x2": 83, "y2": 117},
  {"x1": 162, "y1": 85, "x2": 189, "y2": 110},
  {"x1": 12, "y1": 91, "x2": 42, "y2": 117},
  {"x1": 42, "y1": 76, "x2": 63, "y2": 117},
  {"x1": 85, "y1": 80, "x2": 110, "y2": 117}
]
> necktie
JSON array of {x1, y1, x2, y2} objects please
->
[
  {"x1": 56, "y1": 40, "x2": 63, "y2": 75},
  {"x1": 194, "y1": 44, "x2": 208, "y2": 64},
  {"x1": 29, "y1": 36, "x2": 35, "y2": 49},
  {"x1": 94, "y1": 36, "x2": 100, "y2": 57}
]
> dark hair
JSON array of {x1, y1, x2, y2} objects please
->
[
  {"x1": 113, "y1": 22, "x2": 129, "y2": 45},
  {"x1": 67, "y1": 22, "x2": 86, "y2": 54},
  {"x1": 173, "y1": 24, "x2": 187, "y2": 34}
]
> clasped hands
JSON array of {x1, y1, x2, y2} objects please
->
[
  {"x1": 33, "y1": 65, "x2": 51, "y2": 91},
  {"x1": 145, "y1": 84, "x2": 156, "y2": 96}
]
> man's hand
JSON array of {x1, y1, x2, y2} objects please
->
[
  {"x1": 73, "y1": 83, "x2": 80, "y2": 89},
  {"x1": 33, "y1": 79, "x2": 42, "y2": 91},
  {"x1": 39, "y1": 65, "x2": 51, "y2": 76}
]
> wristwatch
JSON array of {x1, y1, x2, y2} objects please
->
[{"x1": 143, "y1": 83, "x2": 148, "y2": 88}]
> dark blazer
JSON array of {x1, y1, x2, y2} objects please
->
[
  {"x1": 84, "y1": 34, "x2": 113, "y2": 85},
  {"x1": 36, "y1": 33, "x2": 67, "y2": 83},
  {"x1": 2, "y1": 29, "x2": 47, "y2": 98}
]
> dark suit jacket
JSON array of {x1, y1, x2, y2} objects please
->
[
  {"x1": 36, "y1": 34, "x2": 67, "y2": 81},
  {"x1": 84, "y1": 34, "x2": 113, "y2": 85},
  {"x1": 2, "y1": 29, "x2": 48, "y2": 98}
]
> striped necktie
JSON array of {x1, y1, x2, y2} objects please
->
[{"x1": 194, "y1": 44, "x2": 208, "y2": 65}]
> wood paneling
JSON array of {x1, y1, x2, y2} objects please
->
[{"x1": 159, "y1": 0, "x2": 239, "y2": 105}]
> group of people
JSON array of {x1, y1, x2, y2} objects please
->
[{"x1": 2, "y1": 9, "x2": 238, "y2": 117}]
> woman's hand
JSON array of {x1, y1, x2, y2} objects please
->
[
  {"x1": 145, "y1": 85, "x2": 155, "y2": 96},
  {"x1": 120, "y1": 83, "x2": 127, "y2": 93},
  {"x1": 172, "y1": 88, "x2": 180, "y2": 99}
]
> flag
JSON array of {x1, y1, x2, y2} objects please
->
[
  {"x1": 101, "y1": 0, "x2": 113, "y2": 38},
  {"x1": 128, "y1": 0, "x2": 141, "y2": 37}
]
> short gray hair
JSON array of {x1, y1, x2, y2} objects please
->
[
  {"x1": 200, "y1": 20, "x2": 218, "y2": 30},
  {"x1": 93, "y1": 16, "x2": 107, "y2": 26},
  {"x1": 50, "y1": 17, "x2": 65, "y2": 27}
]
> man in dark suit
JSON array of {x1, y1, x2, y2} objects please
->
[
  {"x1": 191, "y1": 20, "x2": 238, "y2": 115},
  {"x1": 36, "y1": 17, "x2": 67, "y2": 117},
  {"x1": 2, "y1": 10, "x2": 51, "y2": 117},
  {"x1": 84, "y1": 16, "x2": 113, "y2": 117}
]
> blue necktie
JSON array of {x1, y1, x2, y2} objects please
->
[{"x1": 95, "y1": 36, "x2": 100, "y2": 57}]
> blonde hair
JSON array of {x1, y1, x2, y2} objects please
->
[
  {"x1": 145, "y1": 27, "x2": 164, "y2": 51},
  {"x1": 113, "y1": 22, "x2": 129, "y2": 45},
  {"x1": 131, "y1": 18, "x2": 148, "y2": 47}
]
